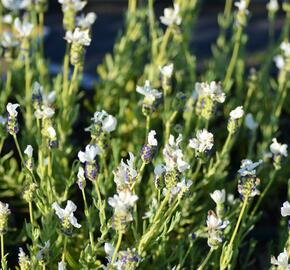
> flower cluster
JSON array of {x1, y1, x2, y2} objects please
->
[
  {"x1": 78, "y1": 144, "x2": 101, "y2": 182},
  {"x1": 113, "y1": 152, "x2": 138, "y2": 192},
  {"x1": 189, "y1": 129, "x2": 214, "y2": 158},
  {"x1": 206, "y1": 210, "x2": 229, "y2": 249},
  {"x1": 237, "y1": 159, "x2": 262, "y2": 199},
  {"x1": 160, "y1": 4, "x2": 181, "y2": 26},
  {"x1": 227, "y1": 106, "x2": 244, "y2": 134},
  {"x1": 6, "y1": 102, "x2": 20, "y2": 135},
  {"x1": 141, "y1": 130, "x2": 158, "y2": 164},
  {"x1": 195, "y1": 81, "x2": 225, "y2": 120},
  {"x1": 52, "y1": 200, "x2": 81, "y2": 235},
  {"x1": 0, "y1": 202, "x2": 11, "y2": 233},
  {"x1": 270, "y1": 138, "x2": 288, "y2": 169},
  {"x1": 136, "y1": 80, "x2": 162, "y2": 116},
  {"x1": 274, "y1": 41, "x2": 290, "y2": 71},
  {"x1": 108, "y1": 190, "x2": 138, "y2": 233}
]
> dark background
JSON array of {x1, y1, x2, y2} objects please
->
[{"x1": 44, "y1": 0, "x2": 284, "y2": 89}]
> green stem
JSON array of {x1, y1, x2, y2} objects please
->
[
  {"x1": 0, "y1": 234, "x2": 4, "y2": 262},
  {"x1": 111, "y1": 233, "x2": 123, "y2": 266},
  {"x1": 197, "y1": 248, "x2": 214, "y2": 270},
  {"x1": 62, "y1": 237, "x2": 67, "y2": 262},
  {"x1": 145, "y1": 115, "x2": 151, "y2": 138},
  {"x1": 157, "y1": 26, "x2": 172, "y2": 65},
  {"x1": 0, "y1": 138, "x2": 4, "y2": 155},
  {"x1": 165, "y1": 111, "x2": 178, "y2": 143},
  {"x1": 81, "y1": 189, "x2": 94, "y2": 249},
  {"x1": 228, "y1": 195, "x2": 249, "y2": 247},
  {"x1": 29, "y1": 201, "x2": 34, "y2": 226},
  {"x1": 25, "y1": 46, "x2": 32, "y2": 129},
  {"x1": 13, "y1": 134, "x2": 25, "y2": 166},
  {"x1": 68, "y1": 65, "x2": 79, "y2": 96}
]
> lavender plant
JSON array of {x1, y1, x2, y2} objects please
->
[{"x1": 0, "y1": 0, "x2": 290, "y2": 269}]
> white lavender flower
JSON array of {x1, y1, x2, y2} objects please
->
[
  {"x1": 78, "y1": 145, "x2": 101, "y2": 163},
  {"x1": 52, "y1": 200, "x2": 81, "y2": 229},
  {"x1": 274, "y1": 41, "x2": 290, "y2": 70},
  {"x1": 14, "y1": 18, "x2": 34, "y2": 39},
  {"x1": 108, "y1": 190, "x2": 138, "y2": 213},
  {"x1": 245, "y1": 113, "x2": 258, "y2": 131},
  {"x1": 76, "y1": 12, "x2": 97, "y2": 29},
  {"x1": 154, "y1": 164, "x2": 166, "y2": 189},
  {"x1": 210, "y1": 189, "x2": 226, "y2": 205},
  {"x1": 195, "y1": 81, "x2": 226, "y2": 103},
  {"x1": 2, "y1": 14, "x2": 13, "y2": 24},
  {"x1": 163, "y1": 134, "x2": 189, "y2": 173},
  {"x1": 7, "y1": 102, "x2": 20, "y2": 117},
  {"x1": 64, "y1": 27, "x2": 91, "y2": 46},
  {"x1": 189, "y1": 129, "x2": 214, "y2": 155},
  {"x1": 271, "y1": 250, "x2": 290, "y2": 269},
  {"x1": 0, "y1": 202, "x2": 11, "y2": 233},
  {"x1": 281, "y1": 201, "x2": 290, "y2": 217},
  {"x1": 0, "y1": 116, "x2": 7, "y2": 126},
  {"x1": 141, "y1": 130, "x2": 158, "y2": 164},
  {"x1": 206, "y1": 210, "x2": 229, "y2": 248},
  {"x1": 6, "y1": 103, "x2": 20, "y2": 135},
  {"x1": 77, "y1": 166, "x2": 86, "y2": 190},
  {"x1": 238, "y1": 159, "x2": 262, "y2": 177},
  {"x1": 108, "y1": 190, "x2": 138, "y2": 231},
  {"x1": 136, "y1": 80, "x2": 163, "y2": 101},
  {"x1": 270, "y1": 138, "x2": 288, "y2": 157},
  {"x1": 58, "y1": 261, "x2": 67, "y2": 270},
  {"x1": 24, "y1": 145, "x2": 33, "y2": 158},
  {"x1": 18, "y1": 248, "x2": 31, "y2": 269},
  {"x1": 160, "y1": 4, "x2": 181, "y2": 26},
  {"x1": 58, "y1": 0, "x2": 86, "y2": 12},
  {"x1": 267, "y1": 0, "x2": 279, "y2": 12},
  {"x1": 114, "y1": 152, "x2": 138, "y2": 191},
  {"x1": 274, "y1": 55, "x2": 285, "y2": 70},
  {"x1": 1, "y1": 0, "x2": 30, "y2": 11},
  {"x1": 160, "y1": 63, "x2": 174, "y2": 78},
  {"x1": 234, "y1": 0, "x2": 249, "y2": 14},
  {"x1": 92, "y1": 110, "x2": 117, "y2": 133},
  {"x1": 281, "y1": 41, "x2": 290, "y2": 57},
  {"x1": 229, "y1": 106, "x2": 244, "y2": 119},
  {"x1": 1, "y1": 32, "x2": 19, "y2": 48}
]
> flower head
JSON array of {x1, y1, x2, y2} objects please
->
[
  {"x1": 1, "y1": 0, "x2": 30, "y2": 11},
  {"x1": 238, "y1": 159, "x2": 262, "y2": 177},
  {"x1": 52, "y1": 200, "x2": 81, "y2": 230},
  {"x1": 0, "y1": 202, "x2": 11, "y2": 233},
  {"x1": 195, "y1": 81, "x2": 226, "y2": 103},
  {"x1": 92, "y1": 110, "x2": 117, "y2": 133},
  {"x1": 281, "y1": 201, "x2": 290, "y2": 217},
  {"x1": 78, "y1": 144, "x2": 101, "y2": 163},
  {"x1": 210, "y1": 189, "x2": 226, "y2": 205},
  {"x1": 58, "y1": 0, "x2": 86, "y2": 12},
  {"x1": 271, "y1": 250, "x2": 290, "y2": 269},
  {"x1": 1, "y1": 32, "x2": 19, "y2": 48},
  {"x1": 270, "y1": 138, "x2": 288, "y2": 158},
  {"x1": 65, "y1": 27, "x2": 91, "y2": 46},
  {"x1": 76, "y1": 12, "x2": 97, "y2": 29},
  {"x1": 267, "y1": 0, "x2": 279, "y2": 12},
  {"x1": 14, "y1": 18, "x2": 34, "y2": 38},
  {"x1": 18, "y1": 248, "x2": 31, "y2": 269},
  {"x1": 160, "y1": 63, "x2": 174, "y2": 78},
  {"x1": 229, "y1": 106, "x2": 244, "y2": 119},
  {"x1": 160, "y1": 4, "x2": 181, "y2": 26},
  {"x1": 189, "y1": 129, "x2": 214, "y2": 155},
  {"x1": 136, "y1": 80, "x2": 162, "y2": 105},
  {"x1": 7, "y1": 102, "x2": 20, "y2": 117},
  {"x1": 24, "y1": 145, "x2": 33, "y2": 158}
]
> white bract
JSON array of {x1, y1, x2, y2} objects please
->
[
  {"x1": 108, "y1": 190, "x2": 138, "y2": 212},
  {"x1": 78, "y1": 144, "x2": 101, "y2": 163},
  {"x1": 148, "y1": 130, "x2": 158, "y2": 146},
  {"x1": 14, "y1": 18, "x2": 34, "y2": 38},
  {"x1": 58, "y1": 261, "x2": 67, "y2": 270},
  {"x1": 195, "y1": 81, "x2": 226, "y2": 103},
  {"x1": 76, "y1": 12, "x2": 97, "y2": 29},
  {"x1": 270, "y1": 138, "x2": 288, "y2": 157},
  {"x1": 1, "y1": 32, "x2": 19, "y2": 48},
  {"x1": 160, "y1": 63, "x2": 174, "y2": 78},
  {"x1": 238, "y1": 159, "x2": 263, "y2": 176},
  {"x1": 267, "y1": 0, "x2": 279, "y2": 12},
  {"x1": 92, "y1": 110, "x2": 117, "y2": 133},
  {"x1": 271, "y1": 250, "x2": 290, "y2": 269},
  {"x1": 52, "y1": 200, "x2": 81, "y2": 228},
  {"x1": 281, "y1": 201, "x2": 290, "y2": 217},
  {"x1": 136, "y1": 80, "x2": 162, "y2": 104},
  {"x1": 24, "y1": 145, "x2": 33, "y2": 157},
  {"x1": 210, "y1": 189, "x2": 226, "y2": 205},
  {"x1": 58, "y1": 0, "x2": 86, "y2": 12},
  {"x1": 1, "y1": 0, "x2": 30, "y2": 11},
  {"x1": 47, "y1": 126, "x2": 56, "y2": 138},
  {"x1": 163, "y1": 134, "x2": 190, "y2": 173},
  {"x1": 229, "y1": 106, "x2": 244, "y2": 119},
  {"x1": 7, "y1": 102, "x2": 20, "y2": 117},
  {"x1": 34, "y1": 106, "x2": 55, "y2": 119},
  {"x1": 189, "y1": 129, "x2": 214, "y2": 154},
  {"x1": 65, "y1": 28, "x2": 91, "y2": 46},
  {"x1": 160, "y1": 4, "x2": 181, "y2": 26},
  {"x1": 234, "y1": 0, "x2": 249, "y2": 14}
]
